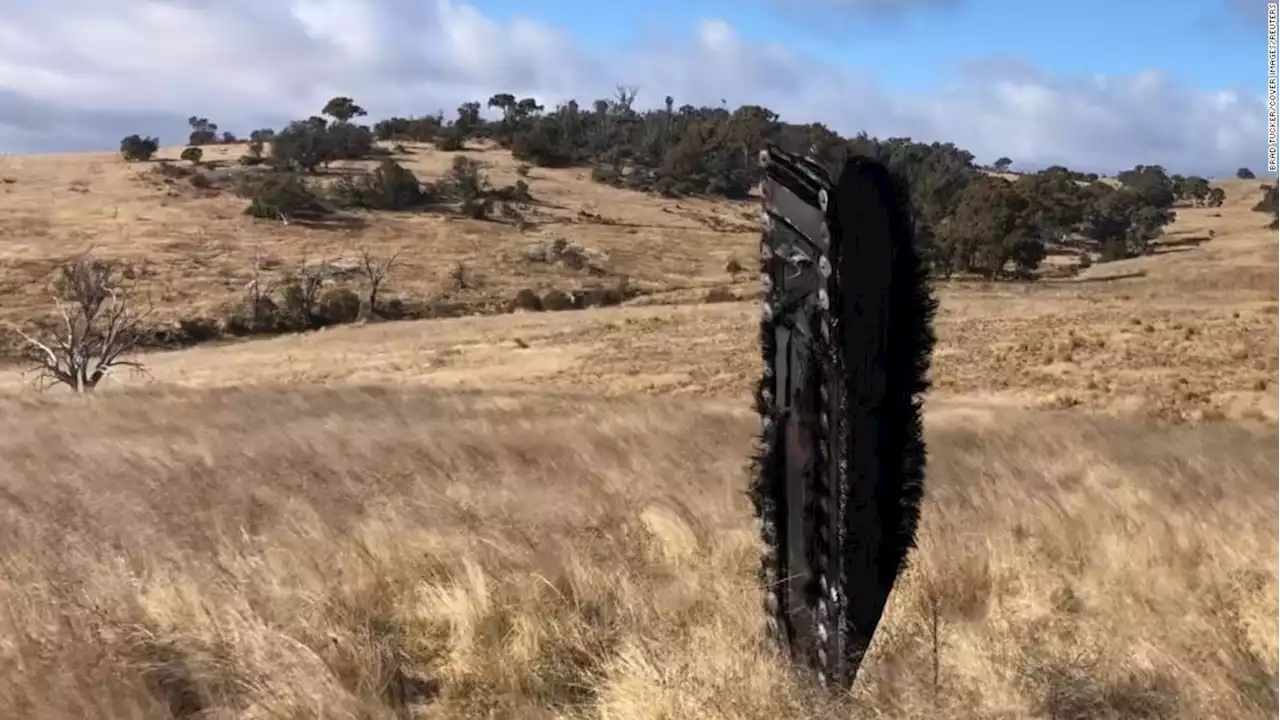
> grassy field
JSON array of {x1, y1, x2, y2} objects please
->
[
  {"x1": 0, "y1": 142, "x2": 760, "y2": 331},
  {"x1": 0, "y1": 145, "x2": 1276, "y2": 718}
]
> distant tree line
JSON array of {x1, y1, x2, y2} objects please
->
[{"x1": 118, "y1": 87, "x2": 1263, "y2": 280}]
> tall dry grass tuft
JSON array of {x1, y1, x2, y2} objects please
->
[
  {"x1": 856, "y1": 409, "x2": 1277, "y2": 718},
  {"x1": 0, "y1": 387, "x2": 1274, "y2": 718}
]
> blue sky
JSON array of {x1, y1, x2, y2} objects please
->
[
  {"x1": 0, "y1": 0, "x2": 1266, "y2": 175},
  {"x1": 471, "y1": 0, "x2": 1263, "y2": 96}
]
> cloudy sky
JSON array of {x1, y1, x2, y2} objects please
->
[{"x1": 0, "y1": 0, "x2": 1269, "y2": 176}]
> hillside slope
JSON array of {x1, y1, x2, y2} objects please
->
[
  {"x1": 0, "y1": 142, "x2": 758, "y2": 331},
  {"x1": 0, "y1": 147, "x2": 1276, "y2": 718},
  {"x1": 2, "y1": 148, "x2": 1275, "y2": 419}
]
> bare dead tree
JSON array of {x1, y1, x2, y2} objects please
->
[
  {"x1": 243, "y1": 250, "x2": 281, "y2": 331},
  {"x1": 357, "y1": 247, "x2": 402, "y2": 315},
  {"x1": 5, "y1": 254, "x2": 152, "y2": 392},
  {"x1": 614, "y1": 84, "x2": 639, "y2": 112},
  {"x1": 285, "y1": 253, "x2": 333, "y2": 327}
]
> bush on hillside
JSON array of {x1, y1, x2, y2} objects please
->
[
  {"x1": 492, "y1": 179, "x2": 532, "y2": 203},
  {"x1": 1251, "y1": 184, "x2": 1277, "y2": 213},
  {"x1": 270, "y1": 120, "x2": 333, "y2": 172},
  {"x1": 443, "y1": 156, "x2": 493, "y2": 219},
  {"x1": 373, "y1": 115, "x2": 443, "y2": 142},
  {"x1": 243, "y1": 174, "x2": 331, "y2": 221},
  {"x1": 432, "y1": 128, "x2": 465, "y2": 151},
  {"x1": 119, "y1": 135, "x2": 159, "y2": 162},
  {"x1": 330, "y1": 160, "x2": 431, "y2": 211}
]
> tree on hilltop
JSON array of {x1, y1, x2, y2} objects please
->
[
  {"x1": 322, "y1": 96, "x2": 367, "y2": 123},
  {"x1": 938, "y1": 175, "x2": 1047, "y2": 279},
  {"x1": 187, "y1": 116, "x2": 219, "y2": 146},
  {"x1": 1084, "y1": 186, "x2": 1174, "y2": 260},
  {"x1": 1174, "y1": 175, "x2": 1211, "y2": 206},
  {"x1": 1116, "y1": 164, "x2": 1176, "y2": 209},
  {"x1": 267, "y1": 98, "x2": 376, "y2": 170}
]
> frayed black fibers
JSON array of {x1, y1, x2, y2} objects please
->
[
  {"x1": 832, "y1": 157, "x2": 936, "y2": 587},
  {"x1": 752, "y1": 146, "x2": 936, "y2": 689}
]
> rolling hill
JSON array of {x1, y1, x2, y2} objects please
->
[{"x1": 0, "y1": 143, "x2": 1275, "y2": 718}]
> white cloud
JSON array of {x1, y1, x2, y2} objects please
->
[
  {"x1": 0, "y1": 0, "x2": 1265, "y2": 176},
  {"x1": 766, "y1": 0, "x2": 961, "y2": 22}
]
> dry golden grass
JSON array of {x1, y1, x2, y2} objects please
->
[
  {"x1": 1, "y1": 149, "x2": 1274, "y2": 419},
  {"x1": 0, "y1": 388, "x2": 1273, "y2": 718},
  {"x1": 0, "y1": 147, "x2": 1277, "y2": 717},
  {"x1": 0, "y1": 142, "x2": 757, "y2": 331}
]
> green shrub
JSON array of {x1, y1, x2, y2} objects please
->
[
  {"x1": 119, "y1": 134, "x2": 159, "y2": 162},
  {"x1": 433, "y1": 130, "x2": 464, "y2": 151},
  {"x1": 330, "y1": 160, "x2": 429, "y2": 211},
  {"x1": 243, "y1": 174, "x2": 330, "y2": 221}
]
